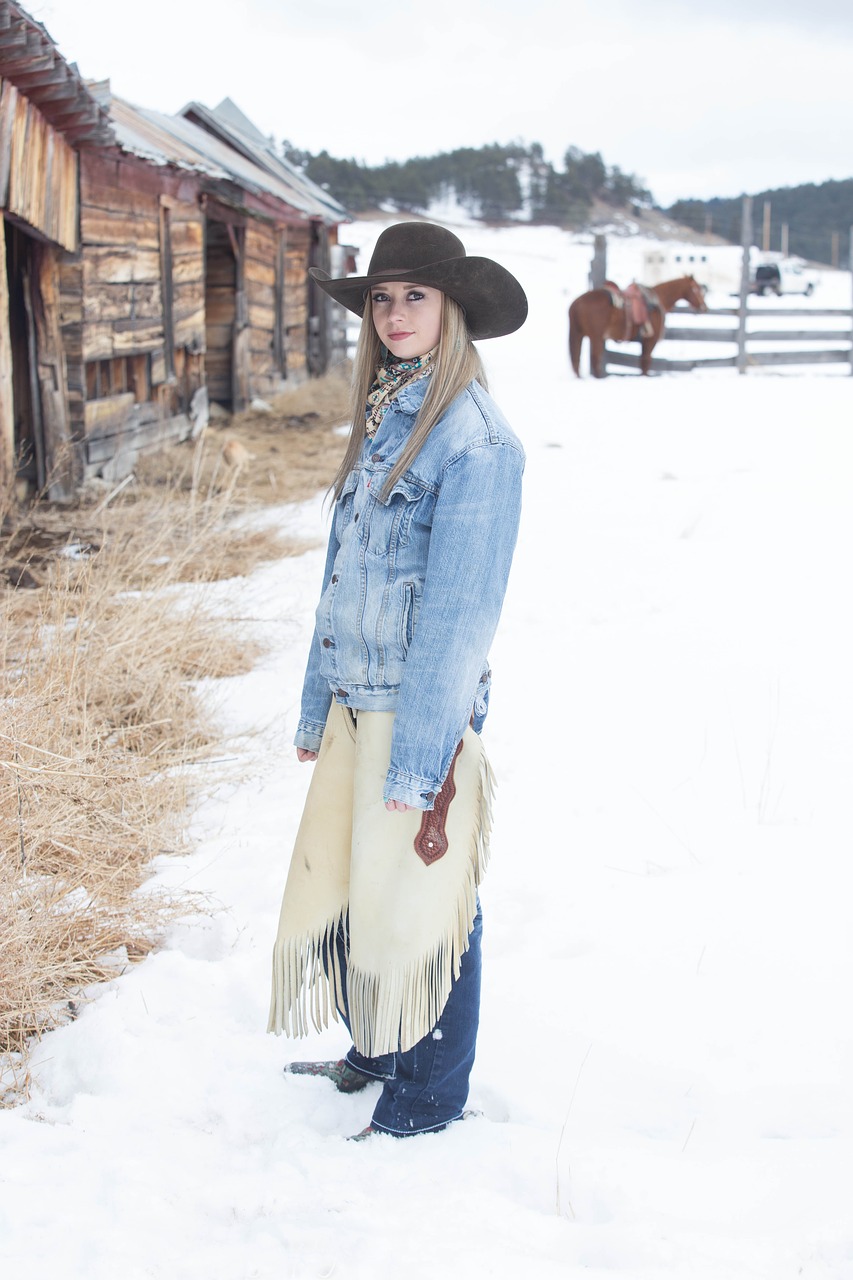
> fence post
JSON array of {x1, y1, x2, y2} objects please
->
[
  {"x1": 590, "y1": 234, "x2": 607, "y2": 288},
  {"x1": 736, "y1": 195, "x2": 753, "y2": 375},
  {"x1": 849, "y1": 226, "x2": 853, "y2": 376}
]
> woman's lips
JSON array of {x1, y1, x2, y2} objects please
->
[{"x1": 388, "y1": 331, "x2": 414, "y2": 340}]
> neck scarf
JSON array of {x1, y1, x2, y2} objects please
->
[{"x1": 365, "y1": 348, "x2": 436, "y2": 437}]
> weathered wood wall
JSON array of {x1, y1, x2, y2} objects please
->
[
  {"x1": 0, "y1": 79, "x2": 78, "y2": 252},
  {"x1": 284, "y1": 223, "x2": 311, "y2": 383},
  {"x1": 58, "y1": 151, "x2": 206, "y2": 475}
]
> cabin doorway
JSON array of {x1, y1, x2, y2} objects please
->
[
  {"x1": 4, "y1": 219, "x2": 42, "y2": 493},
  {"x1": 204, "y1": 216, "x2": 247, "y2": 412}
]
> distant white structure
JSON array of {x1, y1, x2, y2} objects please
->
[{"x1": 641, "y1": 243, "x2": 744, "y2": 295}]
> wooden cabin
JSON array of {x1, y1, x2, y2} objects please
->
[
  {"x1": 2, "y1": 1, "x2": 349, "y2": 495},
  {"x1": 0, "y1": 0, "x2": 113, "y2": 499},
  {"x1": 65, "y1": 86, "x2": 348, "y2": 482}
]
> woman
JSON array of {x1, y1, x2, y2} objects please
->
[{"x1": 268, "y1": 222, "x2": 527, "y2": 1138}]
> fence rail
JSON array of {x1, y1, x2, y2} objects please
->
[
  {"x1": 599, "y1": 200, "x2": 853, "y2": 375},
  {"x1": 604, "y1": 303, "x2": 853, "y2": 374}
]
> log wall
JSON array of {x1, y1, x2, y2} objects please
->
[
  {"x1": 0, "y1": 79, "x2": 78, "y2": 252},
  {"x1": 284, "y1": 222, "x2": 311, "y2": 383}
]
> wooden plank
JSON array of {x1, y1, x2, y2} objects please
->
[
  {"x1": 0, "y1": 216, "x2": 13, "y2": 487},
  {"x1": 0, "y1": 79, "x2": 18, "y2": 207},
  {"x1": 173, "y1": 279, "x2": 205, "y2": 312},
  {"x1": 83, "y1": 282, "x2": 134, "y2": 322},
  {"x1": 745, "y1": 349, "x2": 852, "y2": 366},
  {"x1": 248, "y1": 302, "x2": 275, "y2": 332},
  {"x1": 604, "y1": 348, "x2": 737, "y2": 372},
  {"x1": 86, "y1": 412, "x2": 192, "y2": 466},
  {"x1": 80, "y1": 167, "x2": 160, "y2": 218},
  {"x1": 245, "y1": 256, "x2": 276, "y2": 287},
  {"x1": 84, "y1": 391, "x2": 135, "y2": 432},
  {"x1": 247, "y1": 277, "x2": 275, "y2": 308},
  {"x1": 173, "y1": 307, "x2": 205, "y2": 347},
  {"x1": 172, "y1": 253, "x2": 204, "y2": 285},
  {"x1": 83, "y1": 246, "x2": 161, "y2": 285},
  {"x1": 81, "y1": 208, "x2": 160, "y2": 249},
  {"x1": 170, "y1": 219, "x2": 203, "y2": 254},
  {"x1": 113, "y1": 319, "x2": 164, "y2": 353},
  {"x1": 665, "y1": 327, "x2": 851, "y2": 342}
]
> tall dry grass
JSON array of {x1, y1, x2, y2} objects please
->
[
  {"x1": 1, "y1": 495, "x2": 242, "y2": 1096},
  {"x1": 1, "y1": 373, "x2": 349, "y2": 1099}
]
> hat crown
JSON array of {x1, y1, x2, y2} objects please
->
[{"x1": 366, "y1": 223, "x2": 467, "y2": 277}]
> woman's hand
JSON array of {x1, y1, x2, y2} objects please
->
[
  {"x1": 296, "y1": 748, "x2": 318, "y2": 763},
  {"x1": 384, "y1": 799, "x2": 415, "y2": 812}
]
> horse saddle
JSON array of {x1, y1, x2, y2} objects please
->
[{"x1": 604, "y1": 281, "x2": 658, "y2": 339}]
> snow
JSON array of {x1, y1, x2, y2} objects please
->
[{"x1": 3, "y1": 219, "x2": 853, "y2": 1279}]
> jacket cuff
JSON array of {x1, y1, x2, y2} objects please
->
[
  {"x1": 294, "y1": 717, "x2": 325, "y2": 752},
  {"x1": 383, "y1": 767, "x2": 440, "y2": 811}
]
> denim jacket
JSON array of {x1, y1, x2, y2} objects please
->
[{"x1": 295, "y1": 376, "x2": 524, "y2": 809}]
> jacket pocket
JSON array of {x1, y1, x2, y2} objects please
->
[
  {"x1": 367, "y1": 475, "x2": 434, "y2": 559},
  {"x1": 399, "y1": 581, "x2": 417, "y2": 653}
]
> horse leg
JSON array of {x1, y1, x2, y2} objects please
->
[
  {"x1": 640, "y1": 320, "x2": 661, "y2": 375},
  {"x1": 590, "y1": 333, "x2": 607, "y2": 378},
  {"x1": 568, "y1": 307, "x2": 584, "y2": 377}
]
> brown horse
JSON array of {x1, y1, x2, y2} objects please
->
[{"x1": 569, "y1": 276, "x2": 707, "y2": 377}]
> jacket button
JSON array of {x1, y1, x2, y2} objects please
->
[
  {"x1": 371, "y1": 453, "x2": 383, "y2": 463},
  {"x1": 331, "y1": 574, "x2": 338, "y2": 584},
  {"x1": 322, "y1": 637, "x2": 333, "y2": 648},
  {"x1": 421, "y1": 791, "x2": 435, "y2": 802},
  {"x1": 354, "y1": 512, "x2": 359, "y2": 521},
  {"x1": 336, "y1": 688, "x2": 348, "y2": 698}
]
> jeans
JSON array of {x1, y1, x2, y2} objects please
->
[{"x1": 338, "y1": 904, "x2": 483, "y2": 1136}]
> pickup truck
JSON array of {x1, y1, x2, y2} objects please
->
[{"x1": 751, "y1": 260, "x2": 818, "y2": 297}]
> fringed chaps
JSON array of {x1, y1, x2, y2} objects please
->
[{"x1": 267, "y1": 702, "x2": 494, "y2": 1057}]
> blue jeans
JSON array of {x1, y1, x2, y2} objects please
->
[{"x1": 337, "y1": 904, "x2": 483, "y2": 1136}]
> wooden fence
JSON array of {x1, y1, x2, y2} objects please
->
[
  {"x1": 604, "y1": 304, "x2": 853, "y2": 374},
  {"x1": 603, "y1": 198, "x2": 853, "y2": 375}
]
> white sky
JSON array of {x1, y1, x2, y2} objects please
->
[{"x1": 32, "y1": 0, "x2": 853, "y2": 207}]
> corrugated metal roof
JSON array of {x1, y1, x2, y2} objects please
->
[
  {"x1": 180, "y1": 98, "x2": 348, "y2": 225},
  {"x1": 105, "y1": 94, "x2": 343, "y2": 224}
]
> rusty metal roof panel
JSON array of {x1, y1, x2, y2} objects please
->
[
  {"x1": 180, "y1": 98, "x2": 348, "y2": 225},
  {"x1": 108, "y1": 95, "x2": 341, "y2": 222}
]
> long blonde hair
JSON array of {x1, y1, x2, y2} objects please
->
[{"x1": 331, "y1": 294, "x2": 487, "y2": 501}]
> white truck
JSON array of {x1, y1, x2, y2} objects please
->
[{"x1": 750, "y1": 256, "x2": 819, "y2": 296}]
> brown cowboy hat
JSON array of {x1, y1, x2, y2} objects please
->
[{"x1": 308, "y1": 222, "x2": 528, "y2": 341}]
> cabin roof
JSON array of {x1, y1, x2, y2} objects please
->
[
  {"x1": 93, "y1": 86, "x2": 344, "y2": 226},
  {"x1": 0, "y1": 0, "x2": 114, "y2": 147},
  {"x1": 179, "y1": 97, "x2": 348, "y2": 225}
]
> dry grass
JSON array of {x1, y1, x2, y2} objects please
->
[{"x1": 0, "y1": 371, "x2": 350, "y2": 1099}]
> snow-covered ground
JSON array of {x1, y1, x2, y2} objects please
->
[{"x1": 3, "y1": 220, "x2": 852, "y2": 1280}]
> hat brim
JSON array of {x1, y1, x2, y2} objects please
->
[{"x1": 308, "y1": 256, "x2": 527, "y2": 341}]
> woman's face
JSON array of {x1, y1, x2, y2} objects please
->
[{"x1": 370, "y1": 282, "x2": 443, "y2": 360}]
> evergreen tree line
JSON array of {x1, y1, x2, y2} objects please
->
[
  {"x1": 282, "y1": 140, "x2": 651, "y2": 224},
  {"x1": 667, "y1": 180, "x2": 853, "y2": 267}
]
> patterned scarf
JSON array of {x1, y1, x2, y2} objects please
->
[{"x1": 365, "y1": 348, "x2": 436, "y2": 437}]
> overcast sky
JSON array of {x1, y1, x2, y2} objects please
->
[{"x1": 33, "y1": 0, "x2": 853, "y2": 207}]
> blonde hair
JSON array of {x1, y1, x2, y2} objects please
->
[{"x1": 331, "y1": 293, "x2": 487, "y2": 501}]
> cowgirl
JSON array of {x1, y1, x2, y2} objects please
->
[{"x1": 269, "y1": 222, "x2": 527, "y2": 1137}]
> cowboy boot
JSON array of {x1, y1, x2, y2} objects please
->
[{"x1": 283, "y1": 1058, "x2": 372, "y2": 1093}]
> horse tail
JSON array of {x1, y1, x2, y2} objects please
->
[{"x1": 568, "y1": 301, "x2": 583, "y2": 377}]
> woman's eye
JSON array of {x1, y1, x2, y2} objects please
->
[
  {"x1": 371, "y1": 292, "x2": 389, "y2": 304},
  {"x1": 408, "y1": 291, "x2": 425, "y2": 302}
]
